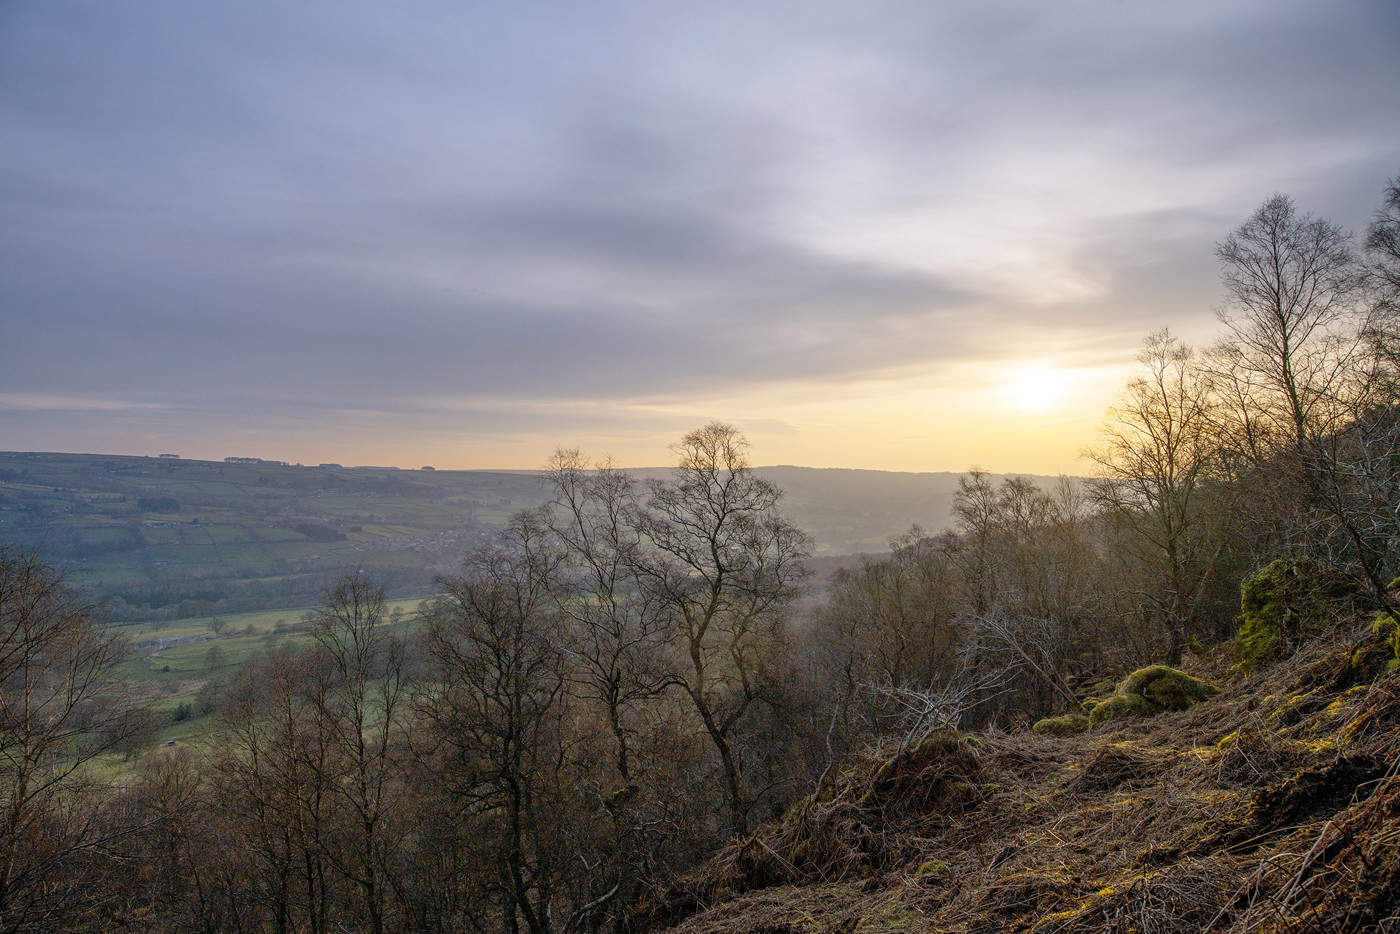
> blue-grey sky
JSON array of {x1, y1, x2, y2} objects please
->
[{"x1": 3, "y1": 1, "x2": 1398, "y2": 471}]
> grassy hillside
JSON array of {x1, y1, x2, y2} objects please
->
[
  {"x1": 641, "y1": 618, "x2": 1400, "y2": 933},
  {"x1": 0, "y1": 452, "x2": 551, "y2": 617},
  {"x1": 82, "y1": 598, "x2": 426, "y2": 779},
  {"x1": 0, "y1": 451, "x2": 1062, "y2": 617}
]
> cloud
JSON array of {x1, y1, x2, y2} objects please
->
[
  {"x1": 0, "y1": 394, "x2": 174, "y2": 412},
  {"x1": 2, "y1": 0, "x2": 1397, "y2": 468}
]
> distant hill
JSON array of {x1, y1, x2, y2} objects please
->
[
  {"x1": 620, "y1": 465, "x2": 1072, "y2": 555},
  {"x1": 0, "y1": 452, "x2": 1067, "y2": 618}
]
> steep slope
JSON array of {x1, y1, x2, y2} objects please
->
[{"x1": 641, "y1": 620, "x2": 1400, "y2": 933}]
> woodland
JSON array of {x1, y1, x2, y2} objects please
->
[{"x1": 3, "y1": 177, "x2": 1400, "y2": 933}]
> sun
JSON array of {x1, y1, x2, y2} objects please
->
[{"x1": 1003, "y1": 365, "x2": 1070, "y2": 413}]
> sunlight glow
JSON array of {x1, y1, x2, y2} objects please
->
[{"x1": 1003, "y1": 365, "x2": 1071, "y2": 413}]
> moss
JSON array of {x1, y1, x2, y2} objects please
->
[
  {"x1": 861, "y1": 730, "x2": 983, "y2": 807},
  {"x1": 1235, "y1": 558, "x2": 1353, "y2": 668},
  {"x1": 916, "y1": 860, "x2": 951, "y2": 877},
  {"x1": 910, "y1": 732, "x2": 964, "y2": 756},
  {"x1": 1034, "y1": 713, "x2": 1089, "y2": 735},
  {"x1": 1298, "y1": 737, "x2": 1338, "y2": 755},
  {"x1": 1267, "y1": 690, "x2": 1322, "y2": 729},
  {"x1": 1078, "y1": 676, "x2": 1117, "y2": 703},
  {"x1": 1118, "y1": 665, "x2": 1219, "y2": 710},
  {"x1": 1375, "y1": 613, "x2": 1399, "y2": 660},
  {"x1": 1084, "y1": 666, "x2": 1218, "y2": 727},
  {"x1": 1088, "y1": 692, "x2": 1159, "y2": 726}
]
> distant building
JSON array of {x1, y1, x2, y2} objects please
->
[
  {"x1": 158, "y1": 453, "x2": 180, "y2": 459},
  {"x1": 318, "y1": 463, "x2": 343, "y2": 469},
  {"x1": 224, "y1": 456, "x2": 290, "y2": 466}
]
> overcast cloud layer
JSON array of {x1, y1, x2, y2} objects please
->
[{"x1": 2, "y1": 1, "x2": 1398, "y2": 471}]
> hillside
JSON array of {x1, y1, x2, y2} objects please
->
[
  {"x1": 0, "y1": 452, "x2": 544, "y2": 617},
  {"x1": 0, "y1": 451, "x2": 1061, "y2": 617},
  {"x1": 640, "y1": 618, "x2": 1400, "y2": 933}
]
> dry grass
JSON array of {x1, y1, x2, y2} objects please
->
[{"x1": 641, "y1": 617, "x2": 1400, "y2": 933}]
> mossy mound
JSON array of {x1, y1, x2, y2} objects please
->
[
  {"x1": 1374, "y1": 613, "x2": 1400, "y2": 670},
  {"x1": 1119, "y1": 664, "x2": 1219, "y2": 709},
  {"x1": 1087, "y1": 692, "x2": 1158, "y2": 726},
  {"x1": 642, "y1": 728, "x2": 988, "y2": 921},
  {"x1": 858, "y1": 732, "x2": 984, "y2": 815},
  {"x1": 1087, "y1": 666, "x2": 1218, "y2": 727},
  {"x1": 1033, "y1": 713, "x2": 1089, "y2": 735},
  {"x1": 1235, "y1": 557, "x2": 1353, "y2": 668}
]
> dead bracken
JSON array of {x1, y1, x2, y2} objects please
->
[{"x1": 643, "y1": 618, "x2": 1400, "y2": 934}]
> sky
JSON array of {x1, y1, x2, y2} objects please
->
[{"x1": 2, "y1": 1, "x2": 1398, "y2": 473}]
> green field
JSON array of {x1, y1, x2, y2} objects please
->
[
  {"x1": 98, "y1": 598, "x2": 428, "y2": 775},
  {"x1": 0, "y1": 452, "x2": 549, "y2": 619}
]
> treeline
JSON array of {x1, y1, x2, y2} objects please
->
[
  {"x1": 2, "y1": 176, "x2": 1399, "y2": 933},
  {"x1": 94, "y1": 565, "x2": 433, "y2": 624}
]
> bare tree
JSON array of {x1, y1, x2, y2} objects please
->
[
  {"x1": 541, "y1": 450, "x2": 668, "y2": 791},
  {"x1": 1087, "y1": 329, "x2": 1225, "y2": 663},
  {"x1": 1214, "y1": 188, "x2": 1400, "y2": 612},
  {"x1": 305, "y1": 572, "x2": 408, "y2": 934},
  {"x1": 0, "y1": 547, "x2": 129, "y2": 934},
  {"x1": 1214, "y1": 193, "x2": 1363, "y2": 446},
  {"x1": 217, "y1": 651, "x2": 336, "y2": 934},
  {"x1": 943, "y1": 472, "x2": 1106, "y2": 711},
  {"x1": 810, "y1": 532, "x2": 962, "y2": 747},
  {"x1": 948, "y1": 470, "x2": 1003, "y2": 617},
  {"x1": 870, "y1": 644, "x2": 1016, "y2": 749},
  {"x1": 1364, "y1": 172, "x2": 1400, "y2": 318},
  {"x1": 540, "y1": 450, "x2": 673, "y2": 930},
  {"x1": 633, "y1": 423, "x2": 810, "y2": 838},
  {"x1": 419, "y1": 515, "x2": 570, "y2": 934}
]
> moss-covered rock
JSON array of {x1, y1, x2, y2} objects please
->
[
  {"x1": 1088, "y1": 692, "x2": 1158, "y2": 726},
  {"x1": 1119, "y1": 664, "x2": 1219, "y2": 710},
  {"x1": 1033, "y1": 713, "x2": 1089, "y2": 735},
  {"x1": 1087, "y1": 665, "x2": 1219, "y2": 726},
  {"x1": 1235, "y1": 558, "x2": 1353, "y2": 668}
]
